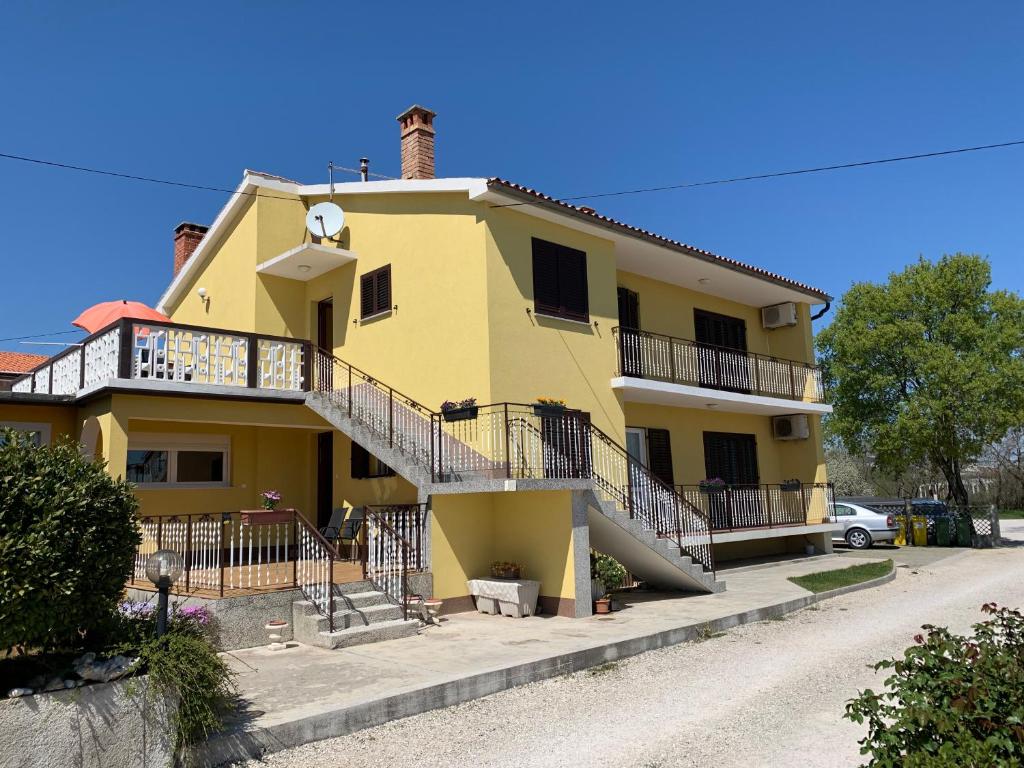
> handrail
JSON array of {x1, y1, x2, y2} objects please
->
[
  {"x1": 363, "y1": 505, "x2": 415, "y2": 620},
  {"x1": 612, "y1": 325, "x2": 825, "y2": 403},
  {"x1": 294, "y1": 509, "x2": 337, "y2": 632}
]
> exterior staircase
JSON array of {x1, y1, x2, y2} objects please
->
[
  {"x1": 306, "y1": 349, "x2": 725, "y2": 598},
  {"x1": 292, "y1": 581, "x2": 420, "y2": 649}
]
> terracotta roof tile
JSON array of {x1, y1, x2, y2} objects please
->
[
  {"x1": 0, "y1": 351, "x2": 48, "y2": 374},
  {"x1": 486, "y1": 178, "x2": 831, "y2": 301}
]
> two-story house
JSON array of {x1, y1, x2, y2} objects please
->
[{"x1": 2, "y1": 105, "x2": 836, "y2": 644}]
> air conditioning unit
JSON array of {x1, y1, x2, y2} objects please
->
[
  {"x1": 772, "y1": 414, "x2": 810, "y2": 441},
  {"x1": 762, "y1": 302, "x2": 798, "y2": 329}
]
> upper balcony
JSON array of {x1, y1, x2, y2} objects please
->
[
  {"x1": 9, "y1": 319, "x2": 311, "y2": 402},
  {"x1": 611, "y1": 327, "x2": 832, "y2": 416}
]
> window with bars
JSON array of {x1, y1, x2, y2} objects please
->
[
  {"x1": 360, "y1": 265, "x2": 392, "y2": 319},
  {"x1": 532, "y1": 238, "x2": 589, "y2": 322}
]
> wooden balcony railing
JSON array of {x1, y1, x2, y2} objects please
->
[
  {"x1": 613, "y1": 326, "x2": 825, "y2": 403},
  {"x1": 11, "y1": 318, "x2": 312, "y2": 396},
  {"x1": 677, "y1": 482, "x2": 835, "y2": 532}
]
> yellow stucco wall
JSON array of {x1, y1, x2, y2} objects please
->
[
  {"x1": 430, "y1": 490, "x2": 577, "y2": 606},
  {"x1": 331, "y1": 432, "x2": 419, "y2": 509},
  {"x1": 0, "y1": 403, "x2": 76, "y2": 442},
  {"x1": 624, "y1": 403, "x2": 826, "y2": 485}
]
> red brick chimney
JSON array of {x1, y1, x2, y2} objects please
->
[
  {"x1": 397, "y1": 105, "x2": 436, "y2": 180},
  {"x1": 173, "y1": 222, "x2": 209, "y2": 276}
]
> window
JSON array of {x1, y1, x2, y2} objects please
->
[
  {"x1": 351, "y1": 442, "x2": 395, "y2": 479},
  {"x1": 360, "y1": 265, "x2": 392, "y2": 319},
  {"x1": 532, "y1": 238, "x2": 589, "y2": 322},
  {"x1": 126, "y1": 434, "x2": 229, "y2": 487},
  {"x1": 702, "y1": 432, "x2": 759, "y2": 485},
  {"x1": 625, "y1": 426, "x2": 674, "y2": 486},
  {"x1": 0, "y1": 422, "x2": 51, "y2": 447},
  {"x1": 834, "y1": 504, "x2": 856, "y2": 517}
]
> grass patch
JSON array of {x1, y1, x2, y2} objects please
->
[
  {"x1": 998, "y1": 509, "x2": 1024, "y2": 519},
  {"x1": 788, "y1": 559, "x2": 893, "y2": 594},
  {"x1": 587, "y1": 661, "x2": 619, "y2": 676}
]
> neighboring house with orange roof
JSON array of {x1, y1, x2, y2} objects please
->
[
  {"x1": 0, "y1": 105, "x2": 837, "y2": 646},
  {"x1": 0, "y1": 351, "x2": 49, "y2": 391}
]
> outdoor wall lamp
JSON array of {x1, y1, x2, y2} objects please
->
[{"x1": 145, "y1": 549, "x2": 184, "y2": 638}]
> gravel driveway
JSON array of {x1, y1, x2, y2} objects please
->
[{"x1": 238, "y1": 522, "x2": 1024, "y2": 768}]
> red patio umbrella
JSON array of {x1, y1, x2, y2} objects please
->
[{"x1": 72, "y1": 300, "x2": 170, "y2": 334}]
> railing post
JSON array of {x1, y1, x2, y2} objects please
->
[
  {"x1": 389, "y1": 387, "x2": 394, "y2": 447},
  {"x1": 503, "y1": 403, "x2": 512, "y2": 479},
  {"x1": 184, "y1": 516, "x2": 193, "y2": 593},
  {"x1": 766, "y1": 484, "x2": 774, "y2": 528},
  {"x1": 360, "y1": 514, "x2": 369, "y2": 579},
  {"x1": 292, "y1": 511, "x2": 299, "y2": 587},
  {"x1": 801, "y1": 482, "x2": 809, "y2": 524},
  {"x1": 726, "y1": 488, "x2": 734, "y2": 531},
  {"x1": 347, "y1": 364, "x2": 353, "y2": 418},
  {"x1": 789, "y1": 360, "x2": 797, "y2": 399},
  {"x1": 219, "y1": 518, "x2": 226, "y2": 598},
  {"x1": 156, "y1": 516, "x2": 163, "y2": 550},
  {"x1": 430, "y1": 414, "x2": 437, "y2": 483},
  {"x1": 118, "y1": 319, "x2": 133, "y2": 379},
  {"x1": 247, "y1": 335, "x2": 259, "y2": 388},
  {"x1": 302, "y1": 341, "x2": 313, "y2": 392},
  {"x1": 754, "y1": 355, "x2": 763, "y2": 397},
  {"x1": 328, "y1": 549, "x2": 336, "y2": 634},
  {"x1": 668, "y1": 336, "x2": 677, "y2": 384},
  {"x1": 626, "y1": 456, "x2": 635, "y2": 519}
]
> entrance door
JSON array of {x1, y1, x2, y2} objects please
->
[
  {"x1": 703, "y1": 431, "x2": 762, "y2": 529},
  {"x1": 316, "y1": 432, "x2": 334, "y2": 529},
  {"x1": 617, "y1": 287, "x2": 643, "y2": 377},
  {"x1": 694, "y1": 309, "x2": 750, "y2": 392},
  {"x1": 317, "y1": 299, "x2": 333, "y2": 389}
]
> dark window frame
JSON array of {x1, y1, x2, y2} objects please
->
[
  {"x1": 360, "y1": 265, "x2": 392, "y2": 319},
  {"x1": 531, "y1": 237, "x2": 590, "y2": 323},
  {"x1": 351, "y1": 441, "x2": 396, "y2": 479},
  {"x1": 702, "y1": 431, "x2": 760, "y2": 486}
]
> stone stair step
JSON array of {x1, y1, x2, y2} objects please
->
[
  {"x1": 309, "y1": 603, "x2": 404, "y2": 633},
  {"x1": 335, "y1": 590, "x2": 391, "y2": 609},
  {"x1": 315, "y1": 618, "x2": 420, "y2": 650}
]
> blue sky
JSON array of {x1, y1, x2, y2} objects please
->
[{"x1": 1, "y1": 2, "x2": 1021, "y2": 353}]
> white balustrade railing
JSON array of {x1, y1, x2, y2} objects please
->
[
  {"x1": 131, "y1": 324, "x2": 249, "y2": 386},
  {"x1": 296, "y1": 520, "x2": 334, "y2": 622},
  {"x1": 84, "y1": 326, "x2": 121, "y2": 387},
  {"x1": 366, "y1": 511, "x2": 410, "y2": 611},
  {"x1": 32, "y1": 366, "x2": 51, "y2": 394},
  {"x1": 50, "y1": 349, "x2": 82, "y2": 395},
  {"x1": 257, "y1": 339, "x2": 305, "y2": 390},
  {"x1": 11, "y1": 376, "x2": 33, "y2": 393}
]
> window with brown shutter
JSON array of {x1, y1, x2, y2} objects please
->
[
  {"x1": 360, "y1": 265, "x2": 392, "y2": 319},
  {"x1": 531, "y1": 238, "x2": 589, "y2": 322},
  {"x1": 645, "y1": 428, "x2": 674, "y2": 486},
  {"x1": 351, "y1": 442, "x2": 395, "y2": 479},
  {"x1": 702, "y1": 432, "x2": 759, "y2": 485}
]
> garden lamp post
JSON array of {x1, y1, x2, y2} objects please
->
[{"x1": 145, "y1": 549, "x2": 184, "y2": 638}]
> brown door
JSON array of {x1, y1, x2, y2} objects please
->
[
  {"x1": 316, "y1": 299, "x2": 333, "y2": 389},
  {"x1": 316, "y1": 432, "x2": 333, "y2": 529},
  {"x1": 703, "y1": 431, "x2": 762, "y2": 529},
  {"x1": 617, "y1": 287, "x2": 644, "y2": 377},
  {"x1": 694, "y1": 309, "x2": 750, "y2": 393}
]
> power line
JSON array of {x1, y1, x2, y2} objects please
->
[
  {"x1": 0, "y1": 329, "x2": 83, "y2": 344},
  {"x1": 0, "y1": 151, "x2": 397, "y2": 202},
  {"x1": 492, "y1": 139, "x2": 1024, "y2": 207}
]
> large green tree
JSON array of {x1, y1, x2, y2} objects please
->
[{"x1": 816, "y1": 254, "x2": 1024, "y2": 507}]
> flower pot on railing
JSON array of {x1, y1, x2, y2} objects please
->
[
  {"x1": 533, "y1": 400, "x2": 567, "y2": 417},
  {"x1": 698, "y1": 480, "x2": 727, "y2": 494},
  {"x1": 240, "y1": 508, "x2": 296, "y2": 525},
  {"x1": 442, "y1": 405, "x2": 479, "y2": 422},
  {"x1": 780, "y1": 480, "x2": 802, "y2": 492}
]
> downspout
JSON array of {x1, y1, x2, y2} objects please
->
[{"x1": 810, "y1": 301, "x2": 831, "y2": 321}]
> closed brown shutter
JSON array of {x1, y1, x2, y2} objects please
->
[
  {"x1": 532, "y1": 237, "x2": 589, "y2": 322},
  {"x1": 360, "y1": 265, "x2": 392, "y2": 319},
  {"x1": 617, "y1": 287, "x2": 640, "y2": 329},
  {"x1": 703, "y1": 432, "x2": 759, "y2": 485},
  {"x1": 646, "y1": 428, "x2": 674, "y2": 485}
]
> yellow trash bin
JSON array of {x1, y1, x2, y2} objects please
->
[
  {"x1": 911, "y1": 515, "x2": 928, "y2": 546},
  {"x1": 894, "y1": 517, "x2": 908, "y2": 546}
]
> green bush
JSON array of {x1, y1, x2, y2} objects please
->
[
  {"x1": 591, "y1": 552, "x2": 627, "y2": 592},
  {"x1": 0, "y1": 430, "x2": 140, "y2": 652},
  {"x1": 846, "y1": 603, "x2": 1024, "y2": 767}
]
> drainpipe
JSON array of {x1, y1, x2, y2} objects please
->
[
  {"x1": 810, "y1": 301, "x2": 831, "y2": 321},
  {"x1": 360, "y1": 158, "x2": 369, "y2": 182}
]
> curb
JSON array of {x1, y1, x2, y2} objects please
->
[{"x1": 199, "y1": 563, "x2": 897, "y2": 766}]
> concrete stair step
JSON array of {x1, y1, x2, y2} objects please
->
[
  {"x1": 315, "y1": 618, "x2": 420, "y2": 650},
  {"x1": 335, "y1": 590, "x2": 391, "y2": 609},
  {"x1": 309, "y1": 603, "x2": 404, "y2": 633}
]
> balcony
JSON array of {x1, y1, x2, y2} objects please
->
[
  {"x1": 611, "y1": 327, "x2": 831, "y2": 416},
  {"x1": 10, "y1": 319, "x2": 311, "y2": 400}
]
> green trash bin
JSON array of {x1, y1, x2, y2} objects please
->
[
  {"x1": 955, "y1": 515, "x2": 972, "y2": 547},
  {"x1": 935, "y1": 517, "x2": 952, "y2": 547}
]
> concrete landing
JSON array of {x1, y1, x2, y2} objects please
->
[{"x1": 200, "y1": 554, "x2": 892, "y2": 766}]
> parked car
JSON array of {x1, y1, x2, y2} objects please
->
[{"x1": 832, "y1": 502, "x2": 899, "y2": 549}]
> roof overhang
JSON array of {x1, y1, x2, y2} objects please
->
[{"x1": 256, "y1": 243, "x2": 357, "y2": 281}]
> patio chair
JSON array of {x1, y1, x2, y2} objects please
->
[
  {"x1": 319, "y1": 507, "x2": 349, "y2": 547},
  {"x1": 337, "y1": 507, "x2": 366, "y2": 561}
]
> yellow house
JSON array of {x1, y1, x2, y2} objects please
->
[{"x1": 2, "y1": 105, "x2": 836, "y2": 641}]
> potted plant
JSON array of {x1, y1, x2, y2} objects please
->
[
  {"x1": 780, "y1": 479, "x2": 802, "y2": 492},
  {"x1": 698, "y1": 478, "x2": 727, "y2": 494},
  {"x1": 441, "y1": 397, "x2": 479, "y2": 422},
  {"x1": 490, "y1": 560, "x2": 522, "y2": 579},
  {"x1": 592, "y1": 553, "x2": 626, "y2": 613},
  {"x1": 260, "y1": 489, "x2": 282, "y2": 510},
  {"x1": 533, "y1": 397, "x2": 567, "y2": 417}
]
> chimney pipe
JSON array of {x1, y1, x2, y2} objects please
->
[
  {"x1": 397, "y1": 105, "x2": 436, "y2": 180},
  {"x1": 173, "y1": 222, "x2": 209, "y2": 277},
  {"x1": 360, "y1": 157, "x2": 369, "y2": 182}
]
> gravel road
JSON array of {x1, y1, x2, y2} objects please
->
[{"x1": 239, "y1": 522, "x2": 1024, "y2": 768}]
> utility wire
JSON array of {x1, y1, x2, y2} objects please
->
[
  {"x1": 0, "y1": 151, "x2": 397, "y2": 202},
  {"x1": 491, "y1": 139, "x2": 1024, "y2": 207},
  {"x1": 0, "y1": 329, "x2": 83, "y2": 343}
]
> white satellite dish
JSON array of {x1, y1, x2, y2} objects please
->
[{"x1": 306, "y1": 202, "x2": 345, "y2": 239}]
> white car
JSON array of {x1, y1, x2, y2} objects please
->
[{"x1": 832, "y1": 502, "x2": 899, "y2": 549}]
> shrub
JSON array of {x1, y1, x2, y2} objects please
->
[
  {"x1": 0, "y1": 430, "x2": 140, "y2": 653},
  {"x1": 845, "y1": 603, "x2": 1024, "y2": 766},
  {"x1": 591, "y1": 552, "x2": 627, "y2": 592}
]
